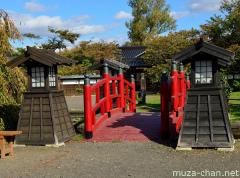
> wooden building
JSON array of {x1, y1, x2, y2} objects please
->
[
  {"x1": 59, "y1": 75, "x2": 101, "y2": 96},
  {"x1": 7, "y1": 46, "x2": 76, "y2": 145},
  {"x1": 120, "y1": 46, "x2": 151, "y2": 91},
  {"x1": 174, "y1": 40, "x2": 235, "y2": 149}
]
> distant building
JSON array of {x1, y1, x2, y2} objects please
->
[
  {"x1": 119, "y1": 46, "x2": 151, "y2": 93},
  {"x1": 59, "y1": 75, "x2": 101, "y2": 96}
]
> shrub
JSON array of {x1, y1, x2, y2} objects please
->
[
  {"x1": 232, "y1": 80, "x2": 240, "y2": 91},
  {"x1": 0, "y1": 104, "x2": 20, "y2": 131}
]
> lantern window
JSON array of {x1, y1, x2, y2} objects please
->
[
  {"x1": 31, "y1": 67, "x2": 45, "y2": 87},
  {"x1": 49, "y1": 67, "x2": 56, "y2": 87},
  {"x1": 195, "y1": 60, "x2": 213, "y2": 84}
]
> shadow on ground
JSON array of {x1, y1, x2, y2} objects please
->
[{"x1": 107, "y1": 112, "x2": 177, "y2": 148}]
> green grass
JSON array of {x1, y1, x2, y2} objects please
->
[
  {"x1": 137, "y1": 94, "x2": 160, "y2": 112},
  {"x1": 229, "y1": 91, "x2": 240, "y2": 122},
  {"x1": 71, "y1": 134, "x2": 84, "y2": 141},
  {"x1": 136, "y1": 92, "x2": 240, "y2": 122}
]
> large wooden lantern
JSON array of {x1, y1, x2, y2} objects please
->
[
  {"x1": 174, "y1": 40, "x2": 235, "y2": 149},
  {"x1": 7, "y1": 46, "x2": 76, "y2": 145}
]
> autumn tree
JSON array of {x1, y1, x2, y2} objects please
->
[
  {"x1": 58, "y1": 41, "x2": 120, "y2": 75},
  {"x1": 126, "y1": 0, "x2": 176, "y2": 45},
  {"x1": 143, "y1": 29, "x2": 200, "y2": 88},
  {"x1": 0, "y1": 10, "x2": 26, "y2": 104}
]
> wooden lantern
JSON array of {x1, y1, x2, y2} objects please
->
[
  {"x1": 174, "y1": 40, "x2": 235, "y2": 149},
  {"x1": 7, "y1": 46, "x2": 76, "y2": 145}
]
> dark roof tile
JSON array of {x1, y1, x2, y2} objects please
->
[{"x1": 7, "y1": 46, "x2": 75, "y2": 68}]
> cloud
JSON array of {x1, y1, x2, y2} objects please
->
[
  {"x1": 9, "y1": 11, "x2": 113, "y2": 37},
  {"x1": 188, "y1": 0, "x2": 222, "y2": 12},
  {"x1": 115, "y1": 11, "x2": 132, "y2": 19},
  {"x1": 25, "y1": 1, "x2": 45, "y2": 12},
  {"x1": 71, "y1": 25, "x2": 106, "y2": 35},
  {"x1": 170, "y1": 11, "x2": 190, "y2": 19}
]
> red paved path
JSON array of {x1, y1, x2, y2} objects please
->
[{"x1": 88, "y1": 112, "x2": 161, "y2": 142}]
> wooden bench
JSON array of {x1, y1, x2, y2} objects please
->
[{"x1": 0, "y1": 131, "x2": 22, "y2": 159}]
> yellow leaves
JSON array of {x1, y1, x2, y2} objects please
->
[
  {"x1": 0, "y1": 10, "x2": 21, "y2": 41},
  {"x1": 0, "y1": 10, "x2": 26, "y2": 105}
]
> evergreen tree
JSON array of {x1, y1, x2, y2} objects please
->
[{"x1": 126, "y1": 0, "x2": 176, "y2": 45}]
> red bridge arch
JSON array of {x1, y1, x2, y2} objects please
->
[{"x1": 84, "y1": 64, "x2": 136, "y2": 139}]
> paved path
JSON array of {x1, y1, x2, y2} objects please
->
[
  {"x1": 89, "y1": 112, "x2": 161, "y2": 142},
  {"x1": 1, "y1": 141, "x2": 240, "y2": 178}
]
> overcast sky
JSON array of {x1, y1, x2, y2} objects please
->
[{"x1": 2, "y1": 0, "x2": 222, "y2": 48}]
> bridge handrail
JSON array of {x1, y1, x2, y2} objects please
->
[
  {"x1": 160, "y1": 62, "x2": 190, "y2": 139},
  {"x1": 84, "y1": 67, "x2": 136, "y2": 139}
]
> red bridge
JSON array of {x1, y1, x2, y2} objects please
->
[{"x1": 83, "y1": 63, "x2": 189, "y2": 142}]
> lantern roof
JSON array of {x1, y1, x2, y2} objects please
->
[
  {"x1": 173, "y1": 39, "x2": 235, "y2": 66},
  {"x1": 7, "y1": 46, "x2": 75, "y2": 68}
]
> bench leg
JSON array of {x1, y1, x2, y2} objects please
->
[
  {"x1": 9, "y1": 138, "x2": 14, "y2": 156},
  {"x1": 0, "y1": 137, "x2": 6, "y2": 159}
]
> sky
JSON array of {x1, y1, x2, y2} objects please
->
[{"x1": 1, "y1": 0, "x2": 223, "y2": 48}]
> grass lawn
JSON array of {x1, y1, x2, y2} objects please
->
[
  {"x1": 137, "y1": 94, "x2": 160, "y2": 112},
  {"x1": 136, "y1": 92, "x2": 240, "y2": 122},
  {"x1": 229, "y1": 91, "x2": 240, "y2": 122}
]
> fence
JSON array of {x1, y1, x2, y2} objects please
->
[
  {"x1": 160, "y1": 62, "x2": 190, "y2": 139},
  {"x1": 84, "y1": 64, "x2": 136, "y2": 139}
]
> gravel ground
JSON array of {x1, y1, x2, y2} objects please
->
[{"x1": 0, "y1": 140, "x2": 240, "y2": 178}]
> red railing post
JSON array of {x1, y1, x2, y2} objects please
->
[
  {"x1": 160, "y1": 71, "x2": 169, "y2": 137},
  {"x1": 178, "y1": 63, "x2": 185, "y2": 108},
  {"x1": 103, "y1": 63, "x2": 111, "y2": 117},
  {"x1": 169, "y1": 61, "x2": 179, "y2": 139},
  {"x1": 131, "y1": 74, "x2": 136, "y2": 112},
  {"x1": 84, "y1": 75, "x2": 93, "y2": 139},
  {"x1": 118, "y1": 67, "x2": 125, "y2": 112},
  {"x1": 171, "y1": 61, "x2": 179, "y2": 112}
]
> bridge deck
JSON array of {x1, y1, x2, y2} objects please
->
[{"x1": 88, "y1": 112, "x2": 160, "y2": 142}]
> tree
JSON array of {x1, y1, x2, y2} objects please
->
[
  {"x1": 143, "y1": 29, "x2": 200, "y2": 89},
  {"x1": 41, "y1": 27, "x2": 80, "y2": 51},
  {"x1": 23, "y1": 33, "x2": 41, "y2": 39},
  {"x1": 0, "y1": 10, "x2": 26, "y2": 104},
  {"x1": 58, "y1": 41, "x2": 120, "y2": 75},
  {"x1": 201, "y1": 0, "x2": 240, "y2": 75},
  {"x1": 126, "y1": 0, "x2": 176, "y2": 45}
]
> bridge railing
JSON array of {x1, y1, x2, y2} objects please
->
[
  {"x1": 84, "y1": 64, "x2": 136, "y2": 139},
  {"x1": 160, "y1": 61, "x2": 190, "y2": 139}
]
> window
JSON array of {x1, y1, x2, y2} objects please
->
[
  {"x1": 31, "y1": 67, "x2": 45, "y2": 87},
  {"x1": 49, "y1": 67, "x2": 56, "y2": 87},
  {"x1": 195, "y1": 60, "x2": 212, "y2": 84}
]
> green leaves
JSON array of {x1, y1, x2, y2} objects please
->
[
  {"x1": 58, "y1": 41, "x2": 120, "y2": 76},
  {"x1": 126, "y1": 0, "x2": 176, "y2": 45},
  {"x1": 143, "y1": 29, "x2": 200, "y2": 89},
  {"x1": 41, "y1": 27, "x2": 80, "y2": 51}
]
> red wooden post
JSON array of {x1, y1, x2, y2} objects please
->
[
  {"x1": 103, "y1": 63, "x2": 111, "y2": 117},
  {"x1": 171, "y1": 61, "x2": 179, "y2": 112},
  {"x1": 178, "y1": 63, "x2": 185, "y2": 108},
  {"x1": 118, "y1": 67, "x2": 125, "y2": 112},
  {"x1": 84, "y1": 75, "x2": 93, "y2": 139},
  {"x1": 160, "y1": 72, "x2": 169, "y2": 137},
  {"x1": 169, "y1": 61, "x2": 179, "y2": 139},
  {"x1": 131, "y1": 75, "x2": 136, "y2": 112}
]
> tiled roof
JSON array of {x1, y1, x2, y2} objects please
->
[
  {"x1": 91, "y1": 58, "x2": 129, "y2": 70},
  {"x1": 120, "y1": 46, "x2": 146, "y2": 59},
  {"x1": 7, "y1": 46, "x2": 75, "y2": 68},
  {"x1": 174, "y1": 40, "x2": 235, "y2": 66},
  {"x1": 119, "y1": 46, "x2": 150, "y2": 67}
]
